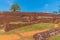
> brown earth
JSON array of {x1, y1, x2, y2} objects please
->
[
  {"x1": 0, "y1": 29, "x2": 48, "y2": 40},
  {"x1": 54, "y1": 24, "x2": 59, "y2": 28},
  {"x1": 0, "y1": 34, "x2": 20, "y2": 40}
]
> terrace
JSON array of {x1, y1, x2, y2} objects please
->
[{"x1": 0, "y1": 12, "x2": 59, "y2": 32}]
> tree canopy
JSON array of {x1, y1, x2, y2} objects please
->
[{"x1": 10, "y1": 4, "x2": 20, "y2": 12}]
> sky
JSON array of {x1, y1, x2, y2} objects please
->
[{"x1": 0, "y1": 0, "x2": 60, "y2": 13}]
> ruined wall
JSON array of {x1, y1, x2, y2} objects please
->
[
  {"x1": 4, "y1": 22, "x2": 38, "y2": 32},
  {"x1": 0, "y1": 12, "x2": 59, "y2": 31},
  {"x1": 33, "y1": 28, "x2": 60, "y2": 40},
  {"x1": 0, "y1": 12, "x2": 56, "y2": 23}
]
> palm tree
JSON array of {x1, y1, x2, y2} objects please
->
[{"x1": 10, "y1": 4, "x2": 20, "y2": 12}]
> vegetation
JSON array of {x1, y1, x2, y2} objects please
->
[
  {"x1": 16, "y1": 23, "x2": 54, "y2": 32},
  {"x1": 51, "y1": 34, "x2": 60, "y2": 40},
  {"x1": 0, "y1": 23, "x2": 54, "y2": 34},
  {"x1": 0, "y1": 23, "x2": 54, "y2": 40},
  {"x1": 10, "y1": 4, "x2": 20, "y2": 12},
  {"x1": 9, "y1": 22, "x2": 22, "y2": 24},
  {"x1": 53, "y1": 11, "x2": 57, "y2": 14},
  {"x1": 53, "y1": 6, "x2": 60, "y2": 14}
]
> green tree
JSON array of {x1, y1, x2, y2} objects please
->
[{"x1": 10, "y1": 4, "x2": 20, "y2": 12}]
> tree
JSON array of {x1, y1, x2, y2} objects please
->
[
  {"x1": 52, "y1": 11, "x2": 57, "y2": 23},
  {"x1": 58, "y1": 6, "x2": 60, "y2": 13},
  {"x1": 10, "y1": 4, "x2": 20, "y2": 12},
  {"x1": 53, "y1": 11, "x2": 57, "y2": 14},
  {"x1": 52, "y1": 7, "x2": 60, "y2": 28}
]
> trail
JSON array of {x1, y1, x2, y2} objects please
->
[
  {"x1": 0, "y1": 29, "x2": 48, "y2": 40},
  {"x1": 17, "y1": 29, "x2": 48, "y2": 37}
]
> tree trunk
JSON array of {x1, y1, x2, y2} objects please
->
[{"x1": 12, "y1": 9, "x2": 16, "y2": 12}]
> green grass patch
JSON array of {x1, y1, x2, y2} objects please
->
[
  {"x1": 58, "y1": 23, "x2": 60, "y2": 27},
  {"x1": 16, "y1": 23, "x2": 54, "y2": 32},
  {"x1": 51, "y1": 34, "x2": 60, "y2": 40},
  {"x1": 0, "y1": 23, "x2": 54, "y2": 34},
  {"x1": 6, "y1": 23, "x2": 54, "y2": 33},
  {"x1": 9, "y1": 22, "x2": 22, "y2": 24}
]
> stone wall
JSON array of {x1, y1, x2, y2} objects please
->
[
  {"x1": 0, "y1": 12, "x2": 59, "y2": 31},
  {"x1": 33, "y1": 28, "x2": 60, "y2": 40}
]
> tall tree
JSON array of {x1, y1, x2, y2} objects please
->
[{"x1": 10, "y1": 4, "x2": 20, "y2": 12}]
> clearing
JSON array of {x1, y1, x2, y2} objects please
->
[{"x1": 0, "y1": 23, "x2": 59, "y2": 40}]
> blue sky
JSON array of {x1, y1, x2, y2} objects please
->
[{"x1": 0, "y1": 0, "x2": 60, "y2": 13}]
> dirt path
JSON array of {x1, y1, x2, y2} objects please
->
[
  {"x1": 54, "y1": 24, "x2": 59, "y2": 28},
  {"x1": 18, "y1": 29, "x2": 48, "y2": 37},
  {"x1": 0, "y1": 34, "x2": 20, "y2": 40},
  {"x1": 20, "y1": 24, "x2": 59, "y2": 37},
  {"x1": 0, "y1": 29, "x2": 48, "y2": 40}
]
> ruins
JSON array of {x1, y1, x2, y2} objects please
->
[
  {"x1": 33, "y1": 27, "x2": 60, "y2": 40},
  {"x1": 0, "y1": 12, "x2": 59, "y2": 31}
]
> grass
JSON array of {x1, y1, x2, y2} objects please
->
[
  {"x1": 0, "y1": 23, "x2": 60, "y2": 40},
  {"x1": 8, "y1": 23, "x2": 54, "y2": 32},
  {"x1": 51, "y1": 34, "x2": 60, "y2": 40},
  {"x1": 0, "y1": 23, "x2": 54, "y2": 34},
  {"x1": 58, "y1": 23, "x2": 60, "y2": 27},
  {"x1": 9, "y1": 22, "x2": 23, "y2": 24}
]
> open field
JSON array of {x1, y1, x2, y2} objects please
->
[
  {"x1": 5, "y1": 23, "x2": 54, "y2": 33},
  {"x1": 0, "y1": 23, "x2": 59, "y2": 40}
]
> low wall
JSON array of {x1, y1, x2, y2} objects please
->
[
  {"x1": 4, "y1": 19, "x2": 58, "y2": 32},
  {"x1": 4, "y1": 22, "x2": 37, "y2": 32},
  {"x1": 33, "y1": 28, "x2": 60, "y2": 40}
]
